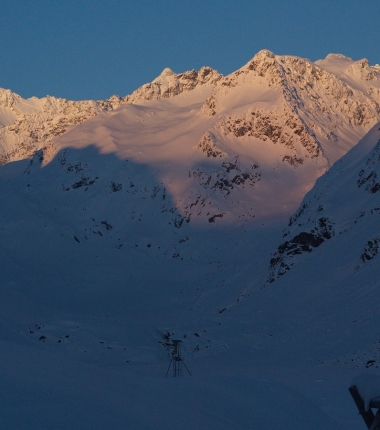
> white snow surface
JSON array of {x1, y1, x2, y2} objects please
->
[
  {"x1": 1, "y1": 51, "x2": 380, "y2": 428},
  {"x1": 352, "y1": 374, "x2": 380, "y2": 411}
]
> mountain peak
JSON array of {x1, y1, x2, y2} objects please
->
[
  {"x1": 324, "y1": 53, "x2": 353, "y2": 62},
  {"x1": 256, "y1": 49, "x2": 275, "y2": 59},
  {"x1": 126, "y1": 66, "x2": 222, "y2": 104},
  {"x1": 154, "y1": 67, "x2": 176, "y2": 80},
  {"x1": 346, "y1": 57, "x2": 379, "y2": 81},
  {"x1": 241, "y1": 49, "x2": 276, "y2": 71}
]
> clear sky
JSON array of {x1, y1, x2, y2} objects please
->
[{"x1": 1, "y1": 0, "x2": 379, "y2": 101}]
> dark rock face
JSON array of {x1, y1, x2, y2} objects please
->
[
  {"x1": 360, "y1": 237, "x2": 380, "y2": 262},
  {"x1": 197, "y1": 132, "x2": 225, "y2": 158},
  {"x1": 219, "y1": 110, "x2": 320, "y2": 161},
  {"x1": 190, "y1": 157, "x2": 261, "y2": 197},
  {"x1": 267, "y1": 217, "x2": 334, "y2": 283},
  {"x1": 208, "y1": 214, "x2": 224, "y2": 223}
]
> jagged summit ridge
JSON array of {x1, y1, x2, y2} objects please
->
[
  {"x1": 125, "y1": 66, "x2": 222, "y2": 103},
  {"x1": 0, "y1": 65, "x2": 223, "y2": 165},
  {"x1": 0, "y1": 89, "x2": 125, "y2": 164},
  {"x1": 201, "y1": 50, "x2": 380, "y2": 166}
]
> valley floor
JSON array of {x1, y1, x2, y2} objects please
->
[{"x1": 0, "y1": 216, "x2": 371, "y2": 429}]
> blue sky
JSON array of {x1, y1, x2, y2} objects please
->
[{"x1": 0, "y1": 0, "x2": 379, "y2": 100}]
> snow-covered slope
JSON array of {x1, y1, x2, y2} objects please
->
[
  {"x1": 0, "y1": 135, "x2": 351, "y2": 429},
  {"x1": 316, "y1": 53, "x2": 380, "y2": 95},
  {"x1": 268, "y1": 121, "x2": 380, "y2": 282},
  {"x1": 260, "y1": 121, "x2": 380, "y2": 373}
]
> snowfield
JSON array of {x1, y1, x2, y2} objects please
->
[{"x1": 1, "y1": 50, "x2": 380, "y2": 428}]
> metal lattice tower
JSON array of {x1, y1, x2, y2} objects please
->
[{"x1": 165, "y1": 340, "x2": 191, "y2": 377}]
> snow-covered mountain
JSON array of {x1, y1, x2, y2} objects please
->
[
  {"x1": 1, "y1": 51, "x2": 380, "y2": 429},
  {"x1": 0, "y1": 65, "x2": 221, "y2": 165},
  {"x1": 0, "y1": 89, "x2": 126, "y2": 165},
  {"x1": 1, "y1": 50, "x2": 380, "y2": 223}
]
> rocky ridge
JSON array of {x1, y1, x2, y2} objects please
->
[
  {"x1": 0, "y1": 89, "x2": 124, "y2": 165},
  {"x1": 202, "y1": 50, "x2": 380, "y2": 166},
  {"x1": 218, "y1": 109, "x2": 320, "y2": 165},
  {"x1": 0, "y1": 66, "x2": 222, "y2": 165},
  {"x1": 125, "y1": 66, "x2": 222, "y2": 103}
]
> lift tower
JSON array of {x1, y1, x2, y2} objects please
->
[{"x1": 165, "y1": 340, "x2": 191, "y2": 377}]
